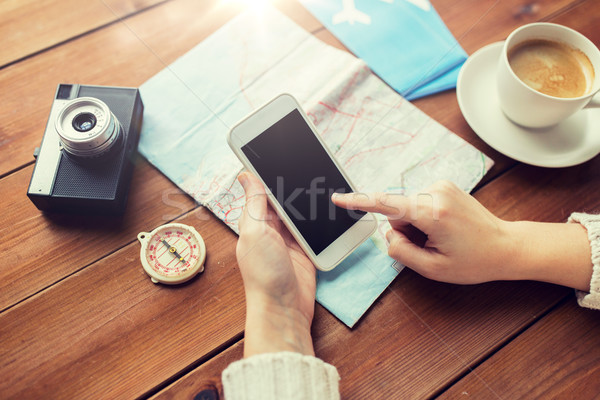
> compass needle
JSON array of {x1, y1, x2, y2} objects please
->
[{"x1": 161, "y1": 238, "x2": 187, "y2": 264}]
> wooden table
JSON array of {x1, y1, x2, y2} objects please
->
[{"x1": 1, "y1": 0, "x2": 599, "y2": 398}]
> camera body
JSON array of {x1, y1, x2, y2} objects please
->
[{"x1": 27, "y1": 84, "x2": 144, "y2": 214}]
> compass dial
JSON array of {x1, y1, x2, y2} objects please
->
[{"x1": 138, "y1": 223, "x2": 206, "y2": 284}]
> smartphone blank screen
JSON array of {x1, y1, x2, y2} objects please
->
[{"x1": 241, "y1": 109, "x2": 366, "y2": 255}]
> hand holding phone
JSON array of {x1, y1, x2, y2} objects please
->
[
  {"x1": 228, "y1": 94, "x2": 376, "y2": 271},
  {"x1": 236, "y1": 171, "x2": 316, "y2": 357}
]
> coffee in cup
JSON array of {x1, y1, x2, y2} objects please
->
[
  {"x1": 497, "y1": 23, "x2": 600, "y2": 128},
  {"x1": 507, "y1": 39, "x2": 594, "y2": 98}
]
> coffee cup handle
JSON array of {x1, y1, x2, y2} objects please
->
[{"x1": 584, "y1": 92, "x2": 600, "y2": 109}]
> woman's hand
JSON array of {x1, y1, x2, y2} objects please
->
[
  {"x1": 236, "y1": 172, "x2": 316, "y2": 357},
  {"x1": 332, "y1": 181, "x2": 593, "y2": 291}
]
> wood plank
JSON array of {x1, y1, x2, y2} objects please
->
[
  {"x1": 151, "y1": 341, "x2": 244, "y2": 399},
  {"x1": 472, "y1": 160, "x2": 600, "y2": 224},
  {"x1": 0, "y1": 0, "x2": 323, "y2": 178},
  {"x1": 433, "y1": 0, "x2": 590, "y2": 54},
  {"x1": 150, "y1": 278, "x2": 568, "y2": 400},
  {"x1": 0, "y1": 159, "x2": 195, "y2": 312},
  {"x1": 0, "y1": 207, "x2": 244, "y2": 399},
  {"x1": 438, "y1": 299, "x2": 600, "y2": 399},
  {"x1": 160, "y1": 147, "x2": 600, "y2": 399},
  {"x1": 0, "y1": 0, "x2": 166, "y2": 67}
]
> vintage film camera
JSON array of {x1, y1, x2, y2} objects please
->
[{"x1": 27, "y1": 84, "x2": 144, "y2": 214}]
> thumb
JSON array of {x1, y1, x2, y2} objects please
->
[
  {"x1": 386, "y1": 229, "x2": 436, "y2": 273},
  {"x1": 238, "y1": 171, "x2": 268, "y2": 231}
]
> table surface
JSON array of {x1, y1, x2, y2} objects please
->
[{"x1": 1, "y1": 0, "x2": 599, "y2": 399}]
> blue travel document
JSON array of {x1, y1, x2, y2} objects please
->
[{"x1": 300, "y1": 0, "x2": 467, "y2": 99}]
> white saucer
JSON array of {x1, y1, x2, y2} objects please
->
[{"x1": 457, "y1": 42, "x2": 600, "y2": 168}]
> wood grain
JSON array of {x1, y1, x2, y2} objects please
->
[
  {"x1": 146, "y1": 276, "x2": 569, "y2": 400},
  {"x1": 0, "y1": 207, "x2": 244, "y2": 399},
  {"x1": 0, "y1": 158, "x2": 196, "y2": 312},
  {"x1": 438, "y1": 299, "x2": 600, "y2": 399},
  {"x1": 0, "y1": 0, "x2": 323, "y2": 178},
  {"x1": 434, "y1": 0, "x2": 587, "y2": 54},
  {"x1": 473, "y1": 158, "x2": 600, "y2": 224},
  {"x1": 151, "y1": 341, "x2": 244, "y2": 399},
  {"x1": 0, "y1": 0, "x2": 166, "y2": 67}
]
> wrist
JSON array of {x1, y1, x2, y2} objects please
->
[
  {"x1": 502, "y1": 221, "x2": 539, "y2": 281},
  {"x1": 244, "y1": 296, "x2": 314, "y2": 358},
  {"x1": 504, "y1": 220, "x2": 593, "y2": 291},
  {"x1": 480, "y1": 219, "x2": 529, "y2": 282}
]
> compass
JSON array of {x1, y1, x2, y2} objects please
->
[{"x1": 137, "y1": 223, "x2": 206, "y2": 284}]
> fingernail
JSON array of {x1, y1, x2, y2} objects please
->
[
  {"x1": 238, "y1": 172, "x2": 248, "y2": 185},
  {"x1": 385, "y1": 229, "x2": 393, "y2": 241},
  {"x1": 332, "y1": 193, "x2": 345, "y2": 200}
]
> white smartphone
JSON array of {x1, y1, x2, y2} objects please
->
[{"x1": 227, "y1": 93, "x2": 377, "y2": 271}]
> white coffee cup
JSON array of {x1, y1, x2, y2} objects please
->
[{"x1": 497, "y1": 23, "x2": 600, "y2": 128}]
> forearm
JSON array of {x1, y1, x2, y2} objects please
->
[
  {"x1": 506, "y1": 221, "x2": 593, "y2": 291},
  {"x1": 244, "y1": 295, "x2": 314, "y2": 358}
]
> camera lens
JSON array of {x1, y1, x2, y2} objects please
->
[
  {"x1": 55, "y1": 97, "x2": 122, "y2": 158},
  {"x1": 72, "y1": 112, "x2": 97, "y2": 132}
]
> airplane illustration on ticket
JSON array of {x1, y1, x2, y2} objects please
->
[{"x1": 332, "y1": 0, "x2": 431, "y2": 25}]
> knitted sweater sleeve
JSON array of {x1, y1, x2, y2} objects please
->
[
  {"x1": 221, "y1": 352, "x2": 340, "y2": 400},
  {"x1": 568, "y1": 213, "x2": 600, "y2": 310}
]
